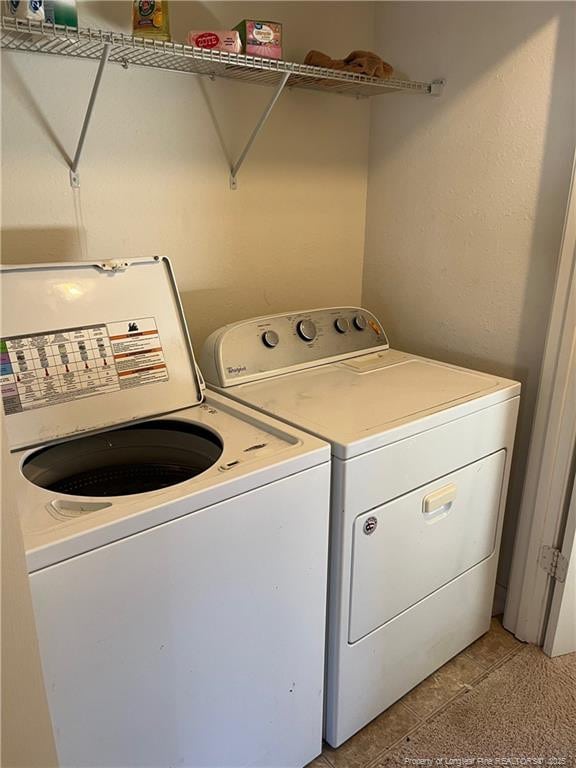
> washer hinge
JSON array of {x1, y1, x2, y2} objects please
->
[
  {"x1": 97, "y1": 260, "x2": 129, "y2": 272},
  {"x1": 539, "y1": 545, "x2": 569, "y2": 583}
]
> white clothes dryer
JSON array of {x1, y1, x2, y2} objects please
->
[
  {"x1": 201, "y1": 307, "x2": 521, "y2": 747},
  {"x1": 1, "y1": 259, "x2": 330, "y2": 768}
]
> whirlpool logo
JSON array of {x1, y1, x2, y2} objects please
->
[{"x1": 227, "y1": 365, "x2": 247, "y2": 376}]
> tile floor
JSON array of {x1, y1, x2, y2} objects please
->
[{"x1": 308, "y1": 617, "x2": 524, "y2": 768}]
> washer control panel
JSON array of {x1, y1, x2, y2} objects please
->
[
  {"x1": 296, "y1": 319, "x2": 318, "y2": 342},
  {"x1": 201, "y1": 307, "x2": 389, "y2": 387}
]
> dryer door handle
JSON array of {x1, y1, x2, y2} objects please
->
[{"x1": 422, "y1": 483, "x2": 456, "y2": 520}]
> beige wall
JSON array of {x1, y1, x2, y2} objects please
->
[
  {"x1": 1, "y1": 0, "x2": 375, "y2": 347},
  {"x1": 362, "y1": 2, "x2": 575, "y2": 589}
]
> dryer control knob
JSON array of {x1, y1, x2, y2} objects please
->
[
  {"x1": 334, "y1": 317, "x2": 351, "y2": 334},
  {"x1": 353, "y1": 314, "x2": 367, "y2": 331},
  {"x1": 296, "y1": 319, "x2": 317, "y2": 342},
  {"x1": 262, "y1": 330, "x2": 279, "y2": 348}
]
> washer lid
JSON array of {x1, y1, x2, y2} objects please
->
[{"x1": 1, "y1": 258, "x2": 203, "y2": 450}]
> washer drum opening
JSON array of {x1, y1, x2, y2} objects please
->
[{"x1": 22, "y1": 420, "x2": 224, "y2": 497}]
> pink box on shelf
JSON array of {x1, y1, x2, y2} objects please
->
[
  {"x1": 234, "y1": 20, "x2": 282, "y2": 60},
  {"x1": 187, "y1": 30, "x2": 242, "y2": 53}
]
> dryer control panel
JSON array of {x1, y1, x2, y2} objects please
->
[{"x1": 201, "y1": 307, "x2": 389, "y2": 387}]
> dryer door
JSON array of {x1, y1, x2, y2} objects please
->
[{"x1": 348, "y1": 450, "x2": 506, "y2": 643}]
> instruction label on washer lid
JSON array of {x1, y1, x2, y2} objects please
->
[{"x1": 1, "y1": 317, "x2": 168, "y2": 416}]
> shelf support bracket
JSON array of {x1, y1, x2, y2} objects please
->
[
  {"x1": 69, "y1": 43, "x2": 111, "y2": 188},
  {"x1": 430, "y1": 79, "x2": 445, "y2": 96},
  {"x1": 229, "y1": 72, "x2": 290, "y2": 190}
]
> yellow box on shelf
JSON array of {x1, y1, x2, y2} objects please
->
[{"x1": 133, "y1": 0, "x2": 170, "y2": 42}]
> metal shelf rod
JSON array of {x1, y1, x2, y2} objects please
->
[
  {"x1": 1, "y1": 19, "x2": 441, "y2": 96},
  {"x1": 230, "y1": 72, "x2": 290, "y2": 190},
  {"x1": 69, "y1": 42, "x2": 110, "y2": 188}
]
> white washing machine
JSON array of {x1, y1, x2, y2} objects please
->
[
  {"x1": 1, "y1": 259, "x2": 331, "y2": 768},
  {"x1": 201, "y1": 307, "x2": 521, "y2": 747}
]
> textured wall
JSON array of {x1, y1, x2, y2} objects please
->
[
  {"x1": 1, "y1": 0, "x2": 375, "y2": 347},
  {"x1": 362, "y1": 2, "x2": 575, "y2": 590}
]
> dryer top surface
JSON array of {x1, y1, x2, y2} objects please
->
[{"x1": 222, "y1": 349, "x2": 520, "y2": 458}]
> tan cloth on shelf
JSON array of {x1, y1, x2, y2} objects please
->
[{"x1": 304, "y1": 49, "x2": 394, "y2": 79}]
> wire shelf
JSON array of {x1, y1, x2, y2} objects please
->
[{"x1": 1, "y1": 17, "x2": 437, "y2": 98}]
